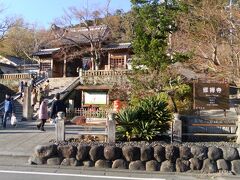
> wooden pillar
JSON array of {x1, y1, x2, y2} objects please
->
[
  {"x1": 22, "y1": 86, "x2": 32, "y2": 121},
  {"x1": 108, "y1": 53, "x2": 111, "y2": 70},
  {"x1": 124, "y1": 54, "x2": 127, "y2": 69},
  {"x1": 63, "y1": 59, "x2": 67, "y2": 77},
  {"x1": 107, "y1": 112, "x2": 116, "y2": 143}
]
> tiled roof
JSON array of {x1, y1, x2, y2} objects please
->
[
  {"x1": 102, "y1": 43, "x2": 132, "y2": 50},
  {"x1": 33, "y1": 48, "x2": 61, "y2": 56},
  {"x1": 59, "y1": 25, "x2": 110, "y2": 45},
  {"x1": 0, "y1": 62, "x2": 16, "y2": 68},
  {"x1": 0, "y1": 56, "x2": 37, "y2": 66}
]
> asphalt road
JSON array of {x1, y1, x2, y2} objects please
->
[
  {"x1": 0, "y1": 170, "x2": 165, "y2": 180},
  {"x1": 0, "y1": 156, "x2": 239, "y2": 180}
]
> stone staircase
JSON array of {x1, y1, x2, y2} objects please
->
[
  {"x1": 47, "y1": 77, "x2": 78, "y2": 100},
  {"x1": 14, "y1": 98, "x2": 24, "y2": 121},
  {"x1": 10, "y1": 77, "x2": 79, "y2": 121}
]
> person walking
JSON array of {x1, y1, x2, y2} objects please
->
[
  {"x1": 2, "y1": 94, "x2": 15, "y2": 128},
  {"x1": 37, "y1": 99, "x2": 48, "y2": 131},
  {"x1": 31, "y1": 88, "x2": 37, "y2": 111},
  {"x1": 43, "y1": 80, "x2": 50, "y2": 97},
  {"x1": 50, "y1": 93, "x2": 66, "y2": 122},
  {"x1": 37, "y1": 87, "x2": 45, "y2": 106},
  {"x1": 19, "y1": 81, "x2": 24, "y2": 98}
]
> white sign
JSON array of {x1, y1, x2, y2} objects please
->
[{"x1": 84, "y1": 91, "x2": 107, "y2": 105}]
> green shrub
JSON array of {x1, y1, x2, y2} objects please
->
[{"x1": 116, "y1": 95, "x2": 172, "y2": 141}]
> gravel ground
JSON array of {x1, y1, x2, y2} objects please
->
[{"x1": 50, "y1": 136, "x2": 240, "y2": 148}]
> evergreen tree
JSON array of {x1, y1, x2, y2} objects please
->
[{"x1": 131, "y1": 0, "x2": 185, "y2": 72}]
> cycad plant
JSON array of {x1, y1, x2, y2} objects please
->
[{"x1": 116, "y1": 94, "x2": 172, "y2": 141}]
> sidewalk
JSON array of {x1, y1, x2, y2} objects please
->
[{"x1": 0, "y1": 120, "x2": 55, "y2": 157}]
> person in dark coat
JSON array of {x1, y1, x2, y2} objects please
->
[
  {"x1": 2, "y1": 94, "x2": 15, "y2": 128},
  {"x1": 50, "y1": 93, "x2": 66, "y2": 120}
]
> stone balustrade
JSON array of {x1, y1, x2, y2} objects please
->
[
  {"x1": 0, "y1": 73, "x2": 32, "y2": 80},
  {"x1": 79, "y1": 69, "x2": 132, "y2": 77}
]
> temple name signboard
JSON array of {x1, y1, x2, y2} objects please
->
[{"x1": 193, "y1": 80, "x2": 229, "y2": 110}]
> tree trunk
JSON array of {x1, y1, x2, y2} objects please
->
[{"x1": 211, "y1": 43, "x2": 221, "y2": 66}]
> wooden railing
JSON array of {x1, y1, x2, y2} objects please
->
[
  {"x1": 57, "y1": 111, "x2": 116, "y2": 143},
  {"x1": 79, "y1": 69, "x2": 132, "y2": 77},
  {"x1": 0, "y1": 73, "x2": 32, "y2": 80},
  {"x1": 66, "y1": 108, "x2": 109, "y2": 119}
]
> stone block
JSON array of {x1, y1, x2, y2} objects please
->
[
  {"x1": 160, "y1": 160, "x2": 176, "y2": 172},
  {"x1": 179, "y1": 146, "x2": 192, "y2": 160},
  {"x1": 231, "y1": 160, "x2": 240, "y2": 175},
  {"x1": 208, "y1": 146, "x2": 222, "y2": 161},
  {"x1": 165, "y1": 145, "x2": 179, "y2": 162},
  {"x1": 34, "y1": 144, "x2": 58, "y2": 159},
  {"x1": 201, "y1": 159, "x2": 218, "y2": 173},
  {"x1": 47, "y1": 157, "x2": 61, "y2": 165},
  {"x1": 83, "y1": 160, "x2": 94, "y2": 167},
  {"x1": 141, "y1": 146, "x2": 153, "y2": 162},
  {"x1": 61, "y1": 158, "x2": 79, "y2": 166},
  {"x1": 129, "y1": 160, "x2": 145, "y2": 170},
  {"x1": 89, "y1": 146, "x2": 104, "y2": 161},
  {"x1": 154, "y1": 145, "x2": 165, "y2": 162},
  {"x1": 176, "y1": 158, "x2": 190, "y2": 172},
  {"x1": 222, "y1": 147, "x2": 239, "y2": 161},
  {"x1": 104, "y1": 146, "x2": 122, "y2": 161},
  {"x1": 146, "y1": 160, "x2": 160, "y2": 171},
  {"x1": 189, "y1": 157, "x2": 202, "y2": 170},
  {"x1": 58, "y1": 145, "x2": 77, "y2": 158},
  {"x1": 216, "y1": 159, "x2": 229, "y2": 171},
  {"x1": 191, "y1": 146, "x2": 208, "y2": 160},
  {"x1": 76, "y1": 145, "x2": 90, "y2": 161},
  {"x1": 112, "y1": 159, "x2": 128, "y2": 169},
  {"x1": 95, "y1": 160, "x2": 112, "y2": 168},
  {"x1": 122, "y1": 146, "x2": 140, "y2": 161}
]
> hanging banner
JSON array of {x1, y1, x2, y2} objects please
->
[{"x1": 193, "y1": 79, "x2": 229, "y2": 110}]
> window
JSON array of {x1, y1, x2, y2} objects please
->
[{"x1": 110, "y1": 55, "x2": 125, "y2": 69}]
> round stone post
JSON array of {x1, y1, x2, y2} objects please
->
[
  {"x1": 236, "y1": 114, "x2": 240, "y2": 144},
  {"x1": 107, "y1": 112, "x2": 116, "y2": 143},
  {"x1": 55, "y1": 111, "x2": 65, "y2": 142},
  {"x1": 172, "y1": 113, "x2": 182, "y2": 143},
  {"x1": 22, "y1": 86, "x2": 32, "y2": 121}
]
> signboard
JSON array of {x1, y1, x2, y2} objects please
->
[
  {"x1": 193, "y1": 79, "x2": 229, "y2": 110},
  {"x1": 83, "y1": 91, "x2": 107, "y2": 105}
]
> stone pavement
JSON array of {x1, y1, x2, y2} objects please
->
[{"x1": 0, "y1": 120, "x2": 55, "y2": 157}]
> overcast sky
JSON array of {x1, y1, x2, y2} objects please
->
[{"x1": 1, "y1": 0, "x2": 131, "y2": 28}]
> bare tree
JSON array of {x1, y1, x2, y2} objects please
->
[
  {"x1": 0, "y1": 4, "x2": 14, "y2": 41},
  {"x1": 51, "y1": 1, "x2": 112, "y2": 70}
]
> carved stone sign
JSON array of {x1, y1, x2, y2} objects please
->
[{"x1": 193, "y1": 79, "x2": 229, "y2": 110}]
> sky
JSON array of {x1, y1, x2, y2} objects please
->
[{"x1": 1, "y1": 0, "x2": 131, "y2": 29}]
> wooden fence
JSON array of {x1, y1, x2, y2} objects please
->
[
  {"x1": 56, "y1": 112, "x2": 116, "y2": 143},
  {"x1": 66, "y1": 108, "x2": 109, "y2": 119}
]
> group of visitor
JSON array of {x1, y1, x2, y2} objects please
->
[{"x1": 2, "y1": 78, "x2": 66, "y2": 131}]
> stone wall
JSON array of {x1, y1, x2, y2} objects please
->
[{"x1": 29, "y1": 143, "x2": 240, "y2": 175}]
